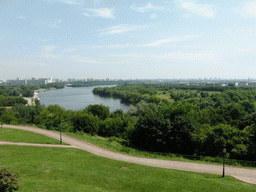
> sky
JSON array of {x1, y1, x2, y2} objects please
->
[{"x1": 0, "y1": 0, "x2": 256, "y2": 80}]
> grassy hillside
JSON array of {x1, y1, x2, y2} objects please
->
[{"x1": 1, "y1": 145, "x2": 255, "y2": 191}]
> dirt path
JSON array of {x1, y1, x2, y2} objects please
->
[{"x1": 2, "y1": 124, "x2": 256, "y2": 185}]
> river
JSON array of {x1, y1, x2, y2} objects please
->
[{"x1": 37, "y1": 85, "x2": 131, "y2": 112}]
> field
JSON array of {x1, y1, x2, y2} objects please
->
[
  {"x1": 1, "y1": 145, "x2": 255, "y2": 192},
  {"x1": 0, "y1": 128, "x2": 68, "y2": 145},
  {"x1": 1, "y1": 128, "x2": 255, "y2": 191}
]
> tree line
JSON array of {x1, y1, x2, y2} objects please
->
[
  {"x1": 1, "y1": 82, "x2": 256, "y2": 162},
  {"x1": 0, "y1": 100, "x2": 256, "y2": 162}
]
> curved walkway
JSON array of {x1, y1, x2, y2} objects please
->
[
  {"x1": 0, "y1": 141, "x2": 77, "y2": 148},
  {"x1": 1, "y1": 124, "x2": 256, "y2": 185}
]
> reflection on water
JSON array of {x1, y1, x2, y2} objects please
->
[{"x1": 38, "y1": 85, "x2": 131, "y2": 112}]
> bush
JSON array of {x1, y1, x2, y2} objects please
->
[{"x1": 0, "y1": 167, "x2": 19, "y2": 192}]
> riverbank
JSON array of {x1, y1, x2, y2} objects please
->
[{"x1": 24, "y1": 88, "x2": 56, "y2": 106}]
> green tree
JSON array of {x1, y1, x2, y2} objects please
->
[
  {"x1": 241, "y1": 100, "x2": 255, "y2": 113},
  {"x1": 84, "y1": 104, "x2": 110, "y2": 120},
  {"x1": 99, "y1": 117, "x2": 125, "y2": 137},
  {"x1": 0, "y1": 111, "x2": 17, "y2": 124},
  {"x1": 72, "y1": 111, "x2": 100, "y2": 134}
]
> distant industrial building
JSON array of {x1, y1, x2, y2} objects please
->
[
  {"x1": 76, "y1": 79, "x2": 86, "y2": 82},
  {"x1": 52, "y1": 79, "x2": 62, "y2": 83},
  {"x1": 39, "y1": 78, "x2": 52, "y2": 84},
  {"x1": 27, "y1": 79, "x2": 46, "y2": 85},
  {"x1": 6, "y1": 79, "x2": 27, "y2": 85},
  {"x1": 67, "y1": 78, "x2": 76, "y2": 82}
]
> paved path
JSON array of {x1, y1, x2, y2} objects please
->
[
  {"x1": 1, "y1": 124, "x2": 256, "y2": 185},
  {"x1": 0, "y1": 141, "x2": 77, "y2": 148}
]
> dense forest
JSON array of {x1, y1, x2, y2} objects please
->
[{"x1": 1, "y1": 82, "x2": 256, "y2": 162}]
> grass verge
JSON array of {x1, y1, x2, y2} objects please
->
[
  {"x1": 1, "y1": 145, "x2": 255, "y2": 191},
  {"x1": 0, "y1": 128, "x2": 68, "y2": 145},
  {"x1": 62, "y1": 132, "x2": 256, "y2": 168}
]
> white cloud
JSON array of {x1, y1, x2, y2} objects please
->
[
  {"x1": 17, "y1": 15, "x2": 26, "y2": 20},
  {"x1": 234, "y1": 2, "x2": 256, "y2": 17},
  {"x1": 84, "y1": 8, "x2": 114, "y2": 18},
  {"x1": 181, "y1": 2, "x2": 216, "y2": 18},
  {"x1": 41, "y1": 45, "x2": 60, "y2": 58},
  {"x1": 60, "y1": 0, "x2": 81, "y2": 5},
  {"x1": 246, "y1": 2, "x2": 256, "y2": 15},
  {"x1": 131, "y1": 3, "x2": 164, "y2": 13},
  {"x1": 42, "y1": 45, "x2": 58, "y2": 52},
  {"x1": 99, "y1": 24, "x2": 145, "y2": 35},
  {"x1": 141, "y1": 35, "x2": 198, "y2": 47}
]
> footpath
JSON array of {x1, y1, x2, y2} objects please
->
[{"x1": 1, "y1": 124, "x2": 256, "y2": 185}]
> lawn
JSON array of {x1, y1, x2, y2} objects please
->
[
  {"x1": 1, "y1": 145, "x2": 255, "y2": 192},
  {"x1": 0, "y1": 128, "x2": 68, "y2": 145}
]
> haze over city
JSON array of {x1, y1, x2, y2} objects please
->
[{"x1": 1, "y1": 0, "x2": 256, "y2": 80}]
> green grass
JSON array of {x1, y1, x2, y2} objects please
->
[
  {"x1": 0, "y1": 128, "x2": 68, "y2": 145},
  {"x1": 1, "y1": 145, "x2": 255, "y2": 191},
  {"x1": 62, "y1": 132, "x2": 256, "y2": 168}
]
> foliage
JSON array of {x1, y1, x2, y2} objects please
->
[
  {"x1": 0, "y1": 111, "x2": 17, "y2": 124},
  {"x1": 12, "y1": 104, "x2": 44, "y2": 124},
  {"x1": 2, "y1": 82, "x2": 256, "y2": 162},
  {"x1": 0, "y1": 167, "x2": 19, "y2": 192},
  {"x1": 84, "y1": 104, "x2": 110, "y2": 120},
  {"x1": 0, "y1": 96, "x2": 27, "y2": 107},
  {"x1": 99, "y1": 117, "x2": 125, "y2": 137},
  {"x1": 72, "y1": 111, "x2": 100, "y2": 134},
  {"x1": 21, "y1": 89, "x2": 34, "y2": 97}
]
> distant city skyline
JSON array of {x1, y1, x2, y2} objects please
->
[
  {"x1": 1, "y1": 1, "x2": 256, "y2": 80},
  {"x1": 2, "y1": 76, "x2": 255, "y2": 82}
]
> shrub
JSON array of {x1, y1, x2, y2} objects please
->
[{"x1": 0, "y1": 167, "x2": 19, "y2": 192}]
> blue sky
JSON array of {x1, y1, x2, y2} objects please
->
[{"x1": 1, "y1": 0, "x2": 256, "y2": 80}]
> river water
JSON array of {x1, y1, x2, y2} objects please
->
[{"x1": 37, "y1": 85, "x2": 131, "y2": 112}]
